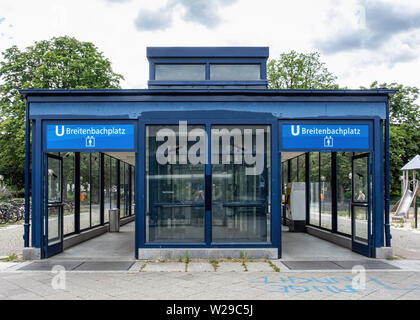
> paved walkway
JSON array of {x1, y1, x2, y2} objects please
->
[{"x1": 0, "y1": 262, "x2": 419, "y2": 299}]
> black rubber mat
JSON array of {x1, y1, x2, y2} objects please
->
[
  {"x1": 282, "y1": 261, "x2": 343, "y2": 270},
  {"x1": 281, "y1": 260, "x2": 400, "y2": 270},
  {"x1": 333, "y1": 260, "x2": 400, "y2": 270},
  {"x1": 17, "y1": 261, "x2": 84, "y2": 271},
  {"x1": 73, "y1": 261, "x2": 135, "y2": 271}
]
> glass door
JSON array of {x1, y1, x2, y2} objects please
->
[
  {"x1": 44, "y1": 154, "x2": 64, "y2": 257},
  {"x1": 351, "y1": 153, "x2": 372, "y2": 256}
]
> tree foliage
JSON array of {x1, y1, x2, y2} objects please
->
[
  {"x1": 267, "y1": 51, "x2": 339, "y2": 89},
  {"x1": 363, "y1": 81, "x2": 420, "y2": 126},
  {"x1": 363, "y1": 82, "x2": 420, "y2": 195},
  {"x1": 0, "y1": 36, "x2": 123, "y2": 190}
]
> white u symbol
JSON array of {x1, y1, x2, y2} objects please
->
[
  {"x1": 56, "y1": 126, "x2": 64, "y2": 137},
  {"x1": 291, "y1": 125, "x2": 300, "y2": 136}
]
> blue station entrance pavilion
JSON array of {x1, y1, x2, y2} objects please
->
[{"x1": 21, "y1": 47, "x2": 394, "y2": 260}]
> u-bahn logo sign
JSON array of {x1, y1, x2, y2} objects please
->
[
  {"x1": 46, "y1": 124, "x2": 135, "y2": 151},
  {"x1": 281, "y1": 124, "x2": 370, "y2": 150}
]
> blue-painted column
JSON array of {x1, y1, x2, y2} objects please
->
[
  {"x1": 136, "y1": 119, "x2": 145, "y2": 257},
  {"x1": 272, "y1": 121, "x2": 281, "y2": 258},
  {"x1": 373, "y1": 118, "x2": 385, "y2": 254},
  {"x1": 24, "y1": 102, "x2": 30, "y2": 247},
  {"x1": 204, "y1": 124, "x2": 212, "y2": 246},
  {"x1": 31, "y1": 119, "x2": 44, "y2": 252}
]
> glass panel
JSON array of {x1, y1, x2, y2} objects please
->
[
  {"x1": 210, "y1": 64, "x2": 260, "y2": 81},
  {"x1": 146, "y1": 125, "x2": 206, "y2": 243},
  {"x1": 47, "y1": 157, "x2": 61, "y2": 202},
  {"x1": 47, "y1": 156, "x2": 62, "y2": 244},
  {"x1": 47, "y1": 206, "x2": 62, "y2": 244},
  {"x1": 103, "y1": 155, "x2": 111, "y2": 223},
  {"x1": 111, "y1": 158, "x2": 118, "y2": 209},
  {"x1": 298, "y1": 155, "x2": 306, "y2": 182},
  {"x1": 62, "y1": 153, "x2": 75, "y2": 235},
  {"x1": 353, "y1": 206, "x2": 368, "y2": 243},
  {"x1": 131, "y1": 165, "x2": 135, "y2": 216},
  {"x1": 125, "y1": 163, "x2": 130, "y2": 216},
  {"x1": 309, "y1": 153, "x2": 320, "y2": 226},
  {"x1": 120, "y1": 162, "x2": 125, "y2": 218},
  {"x1": 291, "y1": 158, "x2": 298, "y2": 182},
  {"x1": 155, "y1": 64, "x2": 205, "y2": 81},
  {"x1": 320, "y1": 153, "x2": 332, "y2": 230},
  {"x1": 80, "y1": 153, "x2": 91, "y2": 230},
  {"x1": 337, "y1": 152, "x2": 352, "y2": 235},
  {"x1": 282, "y1": 160, "x2": 288, "y2": 185},
  {"x1": 91, "y1": 153, "x2": 101, "y2": 226},
  {"x1": 212, "y1": 125, "x2": 271, "y2": 242},
  {"x1": 353, "y1": 156, "x2": 369, "y2": 203}
]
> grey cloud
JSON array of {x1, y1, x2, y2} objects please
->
[
  {"x1": 316, "y1": 1, "x2": 420, "y2": 55},
  {"x1": 134, "y1": 8, "x2": 173, "y2": 31},
  {"x1": 134, "y1": 0, "x2": 237, "y2": 31}
]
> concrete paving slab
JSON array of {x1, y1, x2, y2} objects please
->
[
  {"x1": 128, "y1": 261, "x2": 146, "y2": 272},
  {"x1": 74, "y1": 261, "x2": 135, "y2": 271},
  {"x1": 144, "y1": 262, "x2": 185, "y2": 272},
  {"x1": 217, "y1": 262, "x2": 246, "y2": 272},
  {"x1": 186, "y1": 262, "x2": 214, "y2": 272},
  {"x1": 17, "y1": 261, "x2": 84, "y2": 271},
  {"x1": 333, "y1": 260, "x2": 400, "y2": 270},
  {"x1": 269, "y1": 260, "x2": 291, "y2": 272},
  {"x1": 282, "y1": 261, "x2": 343, "y2": 270},
  {"x1": 0, "y1": 262, "x2": 19, "y2": 271},
  {"x1": 246, "y1": 262, "x2": 273, "y2": 272}
]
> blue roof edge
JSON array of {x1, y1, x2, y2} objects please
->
[
  {"x1": 147, "y1": 47, "x2": 269, "y2": 58},
  {"x1": 19, "y1": 88, "x2": 396, "y2": 97}
]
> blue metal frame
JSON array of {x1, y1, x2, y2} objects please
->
[
  {"x1": 137, "y1": 114, "x2": 280, "y2": 256},
  {"x1": 351, "y1": 153, "x2": 372, "y2": 257},
  {"x1": 21, "y1": 86, "x2": 393, "y2": 260},
  {"x1": 44, "y1": 153, "x2": 64, "y2": 257}
]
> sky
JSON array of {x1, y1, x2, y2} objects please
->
[{"x1": 1, "y1": 0, "x2": 420, "y2": 90}]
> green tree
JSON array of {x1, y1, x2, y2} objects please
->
[
  {"x1": 364, "y1": 82, "x2": 420, "y2": 196},
  {"x1": 389, "y1": 124, "x2": 420, "y2": 195},
  {"x1": 0, "y1": 36, "x2": 123, "y2": 191},
  {"x1": 267, "y1": 51, "x2": 339, "y2": 89},
  {"x1": 363, "y1": 81, "x2": 420, "y2": 126}
]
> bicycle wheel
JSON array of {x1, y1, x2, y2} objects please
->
[{"x1": 0, "y1": 207, "x2": 9, "y2": 224}]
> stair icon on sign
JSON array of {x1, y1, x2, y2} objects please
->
[
  {"x1": 324, "y1": 136, "x2": 333, "y2": 148},
  {"x1": 86, "y1": 136, "x2": 95, "y2": 148}
]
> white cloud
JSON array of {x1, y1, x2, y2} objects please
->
[{"x1": 0, "y1": 0, "x2": 419, "y2": 92}]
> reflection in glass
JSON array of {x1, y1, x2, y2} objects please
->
[
  {"x1": 146, "y1": 125, "x2": 205, "y2": 242},
  {"x1": 320, "y1": 153, "x2": 332, "y2": 230},
  {"x1": 337, "y1": 152, "x2": 352, "y2": 235},
  {"x1": 309, "y1": 153, "x2": 320, "y2": 226},
  {"x1": 80, "y1": 153, "x2": 91, "y2": 230},
  {"x1": 91, "y1": 153, "x2": 101, "y2": 226},
  {"x1": 103, "y1": 155, "x2": 111, "y2": 223},
  {"x1": 353, "y1": 206, "x2": 368, "y2": 243},
  {"x1": 62, "y1": 152, "x2": 75, "y2": 235},
  {"x1": 47, "y1": 155, "x2": 62, "y2": 244},
  {"x1": 212, "y1": 125, "x2": 270, "y2": 242}
]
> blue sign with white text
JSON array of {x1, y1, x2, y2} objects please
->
[
  {"x1": 281, "y1": 124, "x2": 370, "y2": 150},
  {"x1": 46, "y1": 124, "x2": 135, "y2": 150}
]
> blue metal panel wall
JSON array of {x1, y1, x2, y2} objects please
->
[{"x1": 29, "y1": 102, "x2": 387, "y2": 120}]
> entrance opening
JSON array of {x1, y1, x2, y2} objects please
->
[
  {"x1": 281, "y1": 151, "x2": 372, "y2": 259},
  {"x1": 44, "y1": 151, "x2": 136, "y2": 259}
]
